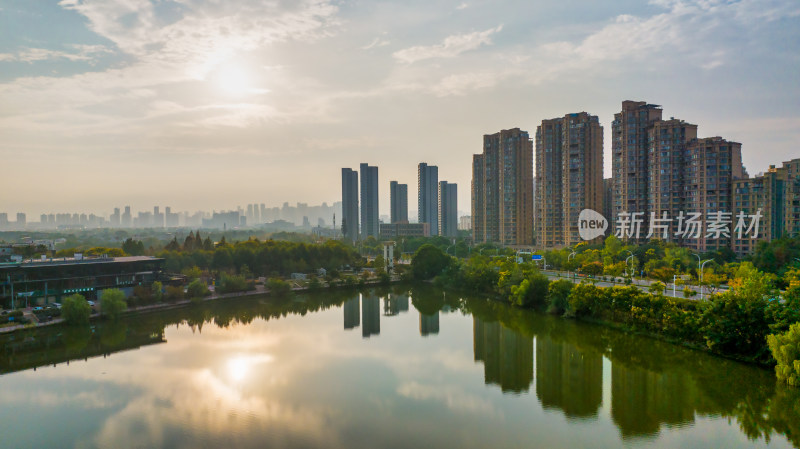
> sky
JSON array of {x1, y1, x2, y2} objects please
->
[{"x1": 1, "y1": 0, "x2": 799, "y2": 218}]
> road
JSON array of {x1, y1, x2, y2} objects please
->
[{"x1": 540, "y1": 270, "x2": 726, "y2": 300}]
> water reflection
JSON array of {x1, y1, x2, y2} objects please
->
[
  {"x1": 343, "y1": 296, "x2": 359, "y2": 330},
  {"x1": 472, "y1": 318, "x2": 533, "y2": 393},
  {"x1": 0, "y1": 286, "x2": 798, "y2": 449},
  {"x1": 361, "y1": 294, "x2": 380, "y2": 338},
  {"x1": 535, "y1": 336, "x2": 602, "y2": 419}
]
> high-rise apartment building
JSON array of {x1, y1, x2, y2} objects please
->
[
  {"x1": 682, "y1": 137, "x2": 744, "y2": 252},
  {"x1": 16, "y1": 213, "x2": 26, "y2": 227},
  {"x1": 360, "y1": 163, "x2": 379, "y2": 239},
  {"x1": 602, "y1": 178, "x2": 613, "y2": 229},
  {"x1": 647, "y1": 119, "x2": 698, "y2": 241},
  {"x1": 439, "y1": 181, "x2": 458, "y2": 238},
  {"x1": 535, "y1": 113, "x2": 603, "y2": 248},
  {"x1": 472, "y1": 128, "x2": 533, "y2": 246},
  {"x1": 732, "y1": 158, "x2": 800, "y2": 256},
  {"x1": 342, "y1": 168, "x2": 359, "y2": 242},
  {"x1": 612, "y1": 101, "x2": 746, "y2": 252},
  {"x1": 390, "y1": 181, "x2": 408, "y2": 223},
  {"x1": 418, "y1": 163, "x2": 439, "y2": 236},
  {"x1": 612, "y1": 101, "x2": 664, "y2": 239}
]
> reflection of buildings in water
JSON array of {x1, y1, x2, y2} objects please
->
[
  {"x1": 361, "y1": 295, "x2": 381, "y2": 338},
  {"x1": 535, "y1": 337, "x2": 602, "y2": 419},
  {"x1": 611, "y1": 363, "x2": 697, "y2": 439},
  {"x1": 472, "y1": 317, "x2": 533, "y2": 393},
  {"x1": 384, "y1": 294, "x2": 409, "y2": 316},
  {"x1": 419, "y1": 313, "x2": 439, "y2": 336},
  {"x1": 343, "y1": 296, "x2": 360, "y2": 330}
]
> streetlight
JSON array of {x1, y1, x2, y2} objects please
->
[
  {"x1": 699, "y1": 259, "x2": 714, "y2": 300},
  {"x1": 568, "y1": 250, "x2": 577, "y2": 280}
]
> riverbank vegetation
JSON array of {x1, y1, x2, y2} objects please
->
[{"x1": 411, "y1": 243, "x2": 800, "y2": 380}]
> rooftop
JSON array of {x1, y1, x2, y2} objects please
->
[{"x1": 0, "y1": 255, "x2": 162, "y2": 269}]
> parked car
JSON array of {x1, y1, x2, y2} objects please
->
[
  {"x1": 87, "y1": 300, "x2": 96, "y2": 306},
  {"x1": 50, "y1": 302, "x2": 62, "y2": 309},
  {"x1": 33, "y1": 306, "x2": 44, "y2": 311}
]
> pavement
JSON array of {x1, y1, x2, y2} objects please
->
[{"x1": 540, "y1": 270, "x2": 726, "y2": 300}]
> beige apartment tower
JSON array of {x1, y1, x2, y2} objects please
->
[
  {"x1": 535, "y1": 112, "x2": 604, "y2": 248},
  {"x1": 472, "y1": 128, "x2": 534, "y2": 246}
]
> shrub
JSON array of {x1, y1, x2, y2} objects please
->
[
  {"x1": 267, "y1": 278, "x2": 292, "y2": 297},
  {"x1": 165, "y1": 285, "x2": 185, "y2": 302},
  {"x1": 217, "y1": 273, "x2": 249, "y2": 294},
  {"x1": 768, "y1": 322, "x2": 800, "y2": 387},
  {"x1": 62, "y1": 294, "x2": 91, "y2": 325},
  {"x1": 187, "y1": 279, "x2": 210, "y2": 299},
  {"x1": 547, "y1": 279, "x2": 574, "y2": 315}
]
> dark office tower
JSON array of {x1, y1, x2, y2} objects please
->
[
  {"x1": 612, "y1": 101, "x2": 663, "y2": 239},
  {"x1": 418, "y1": 163, "x2": 439, "y2": 235},
  {"x1": 361, "y1": 294, "x2": 380, "y2": 338},
  {"x1": 343, "y1": 295, "x2": 360, "y2": 330},
  {"x1": 439, "y1": 181, "x2": 458, "y2": 237},
  {"x1": 341, "y1": 168, "x2": 359, "y2": 242},
  {"x1": 360, "y1": 163, "x2": 379, "y2": 239},
  {"x1": 390, "y1": 181, "x2": 409, "y2": 223},
  {"x1": 122, "y1": 206, "x2": 132, "y2": 228},
  {"x1": 472, "y1": 128, "x2": 533, "y2": 245},
  {"x1": 419, "y1": 312, "x2": 440, "y2": 336},
  {"x1": 535, "y1": 113, "x2": 604, "y2": 248},
  {"x1": 16, "y1": 213, "x2": 26, "y2": 227}
]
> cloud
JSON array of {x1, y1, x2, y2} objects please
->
[
  {"x1": 456, "y1": 2, "x2": 469, "y2": 10},
  {"x1": 0, "y1": 45, "x2": 112, "y2": 63},
  {"x1": 362, "y1": 37, "x2": 391, "y2": 50},
  {"x1": 393, "y1": 25, "x2": 503, "y2": 64}
]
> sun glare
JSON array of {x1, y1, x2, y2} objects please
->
[
  {"x1": 228, "y1": 356, "x2": 249, "y2": 382},
  {"x1": 216, "y1": 65, "x2": 251, "y2": 96}
]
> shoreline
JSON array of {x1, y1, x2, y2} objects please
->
[{"x1": 0, "y1": 277, "x2": 403, "y2": 334}]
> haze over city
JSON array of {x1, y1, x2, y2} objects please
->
[{"x1": 2, "y1": 0, "x2": 799, "y2": 217}]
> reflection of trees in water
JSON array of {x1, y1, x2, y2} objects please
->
[
  {"x1": 465, "y1": 293, "x2": 800, "y2": 447},
  {"x1": 2, "y1": 285, "x2": 799, "y2": 448},
  {"x1": 472, "y1": 317, "x2": 533, "y2": 393}
]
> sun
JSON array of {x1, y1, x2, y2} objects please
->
[{"x1": 215, "y1": 65, "x2": 251, "y2": 96}]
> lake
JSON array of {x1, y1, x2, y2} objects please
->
[{"x1": 1, "y1": 285, "x2": 798, "y2": 449}]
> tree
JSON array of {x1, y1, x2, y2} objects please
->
[
  {"x1": 151, "y1": 281, "x2": 163, "y2": 303},
  {"x1": 100, "y1": 289, "x2": 127, "y2": 320},
  {"x1": 581, "y1": 261, "x2": 604, "y2": 276},
  {"x1": 410, "y1": 244, "x2": 453, "y2": 280},
  {"x1": 648, "y1": 281, "x2": 666, "y2": 295},
  {"x1": 548, "y1": 279, "x2": 574, "y2": 315},
  {"x1": 266, "y1": 278, "x2": 292, "y2": 296},
  {"x1": 187, "y1": 279, "x2": 210, "y2": 299},
  {"x1": 122, "y1": 238, "x2": 145, "y2": 256},
  {"x1": 767, "y1": 322, "x2": 800, "y2": 387},
  {"x1": 62, "y1": 294, "x2": 91, "y2": 325},
  {"x1": 650, "y1": 266, "x2": 676, "y2": 284}
]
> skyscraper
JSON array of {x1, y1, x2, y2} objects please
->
[
  {"x1": 418, "y1": 163, "x2": 439, "y2": 235},
  {"x1": 341, "y1": 168, "x2": 359, "y2": 242},
  {"x1": 472, "y1": 128, "x2": 533, "y2": 246},
  {"x1": 390, "y1": 181, "x2": 408, "y2": 223},
  {"x1": 360, "y1": 163, "x2": 379, "y2": 239},
  {"x1": 612, "y1": 101, "x2": 663, "y2": 239},
  {"x1": 535, "y1": 112, "x2": 604, "y2": 248},
  {"x1": 122, "y1": 206, "x2": 132, "y2": 228},
  {"x1": 439, "y1": 181, "x2": 457, "y2": 238}
]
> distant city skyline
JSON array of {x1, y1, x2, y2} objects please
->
[{"x1": 2, "y1": 1, "x2": 798, "y2": 216}]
